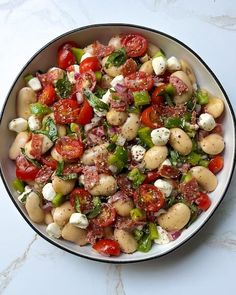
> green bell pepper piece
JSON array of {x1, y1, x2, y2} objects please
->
[
  {"x1": 138, "y1": 234, "x2": 152, "y2": 252},
  {"x1": 70, "y1": 123, "x2": 79, "y2": 133},
  {"x1": 133, "y1": 229, "x2": 144, "y2": 241},
  {"x1": 30, "y1": 103, "x2": 51, "y2": 116},
  {"x1": 130, "y1": 208, "x2": 145, "y2": 221},
  {"x1": 153, "y1": 49, "x2": 165, "y2": 58},
  {"x1": 133, "y1": 91, "x2": 150, "y2": 107},
  {"x1": 187, "y1": 151, "x2": 202, "y2": 165},
  {"x1": 128, "y1": 168, "x2": 146, "y2": 189},
  {"x1": 181, "y1": 172, "x2": 193, "y2": 183},
  {"x1": 199, "y1": 159, "x2": 209, "y2": 168},
  {"x1": 164, "y1": 117, "x2": 182, "y2": 129},
  {"x1": 71, "y1": 47, "x2": 84, "y2": 63},
  {"x1": 24, "y1": 74, "x2": 34, "y2": 83},
  {"x1": 114, "y1": 146, "x2": 128, "y2": 163},
  {"x1": 165, "y1": 83, "x2": 176, "y2": 97},
  {"x1": 12, "y1": 178, "x2": 25, "y2": 193},
  {"x1": 52, "y1": 193, "x2": 64, "y2": 207},
  {"x1": 95, "y1": 71, "x2": 102, "y2": 81},
  {"x1": 149, "y1": 223, "x2": 159, "y2": 240},
  {"x1": 138, "y1": 127, "x2": 154, "y2": 148},
  {"x1": 196, "y1": 89, "x2": 209, "y2": 105}
]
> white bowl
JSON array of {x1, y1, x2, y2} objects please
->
[{"x1": 0, "y1": 24, "x2": 235, "y2": 263}]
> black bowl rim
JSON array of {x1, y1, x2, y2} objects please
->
[{"x1": 1, "y1": 23, "x2": 236, "y2": 264}]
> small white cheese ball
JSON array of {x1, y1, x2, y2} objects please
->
[
  {"x1": 9, "y1": 118, "x2": 28, "y2": 133},
  {"x1": 18, "y1": 186, "x2": 32, "y2": 203},
  {"x1": 46, "y1": 223, "x2": 62, "y2": 239},
  {"x1": 152, "y1": 56, "x2": 167, "y2": 75},
  {"x1": 154, "y1": 179, "x2": 173, "y2": 197},
  {"x1": 151, "y1": 127, "x2": 170, "y2": 146},
  {"x1": 160, "y1": 159, "x2": 172, "y2": 167},
  {"x1": 42, "y1": 183, "x2": 56, "y2": 201},
  {"x1": 28, "y1": 115, "x2": 41, "y2": 131},
  {"x1": 80, "y1": 52, "x2": 93, "y2": 62},
  {"x1": 167, "y1": 56, "x2": 181, "y2": 72},
  {"x1": 198, "y1": 113, "x2": 216, "y2": 131},
  {"x1": 131, "y1": 145, "x2": 146, "y2": 162},
  {"x1": 101, "y1": 89, "x2": 112, "y2": 104},
  {"x1": 110, "y1": 75, "x2": 124, "y2": 88},
  {"x1": 69, "y1": 213, "x2": 89, "y2": 229},
  {"x1": 27, "y1": 77, "x2": 42, "y2": 92},
  {"x1": 154, "y1": 226, "x2": 171, "y2": 245}
]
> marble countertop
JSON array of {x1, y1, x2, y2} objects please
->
[{"x1": 1, "y1": 0, "x2": 236, "y2": 294}]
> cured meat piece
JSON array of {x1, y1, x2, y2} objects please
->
[
  {"x1": 169, "y1": 75, "x2": 188, "y2": 95},
  {"x1": 30, "y1": 134, "x2": 43, "y2": 160},
  {"x1": 92, "y1": 41, "x2": 114, "y2": 58},
  {"x1": 121, "y1": 58, "x2": 137, "y2": 77},
  {"x1": 115, "y1": 216, "x2": 145, "y2": 231},
  {"x1": 83, "y1": 166, "x2": 99, "y2": 190},
  {"x1": 159, "y1": 165, "x2": 180, "y2": 179},
  {"x1": 179, "y1": 178, "x2": 199, "y2": 201},
  {"x1": 87, "y1": 126, "x2": 106, "y2": 146},
  {"x1": 87, "y1": 222, "x2": 104, "y2": 245},
  {"x1": 35, "y1": 165, "x2": 54, "y2": 184},
  {"x1": 116, "y1": 175, "x2": 134, "y2": 197}
]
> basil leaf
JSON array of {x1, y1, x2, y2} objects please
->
[
  {"x1": 75, "y1": 197, "x2": 81, "y2": 213},
  {"x1": 94, "y1": 86, "x2": 106, "y2": 99},
  {"x1": 56, "y1": 161, "x2": 64, "y2": 176},
  {"x1": 21, "y1": 148, "x2": 42, "y2": 168},
  {"x1": 58, "y1": 173, "x2": 78, "y2": 180},
  {"x1": 55, "y1": 76, "x2": 72, "y2": 99},
  {"x1": 45, "y1": 117, "x2": 58, "y2": 142},
  {"x1": 30, "y1": 103, "x2": 51, "y2": 116},
  {"x1": 87, "y1": 197, "x2": 101, "y2": 218},
  {"x1": 84, "y1": 89, "x2": 109, "y2": 112},
  {"x1": 105, "y1": 48, "x2": 127, "y2": 68}
]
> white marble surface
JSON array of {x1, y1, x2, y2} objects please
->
[{"x1": 0, "y1": 0, "x2": 236, "y2": 294}]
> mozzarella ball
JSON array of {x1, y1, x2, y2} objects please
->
[
  {"x1": 42, "y1": 183, "x2": 56, "y2": 201},
  {"x1": 27, "y1": 77, "x2": 42, "y2": 92},
  {"x1": 154, "y1": 226, "x2": 171, "y2": 245},
  {"x1": 131, "y1": 145, "x2": 146, "y2": 162},
  {"x1": 69, "y1": 213, "x2": 89, "y2": 229},
  {"x1": 46, "y1": 222, "x2": 62, "y2": 239},
  {"x1": 8, "y1": 118, "x2": 28, "y2": 133},
  {"x1": 152, "y1": 56, "x2": 167, "y2": 75},
  {"x1": 28, "y1": 115, "x2": 42, "y2": 131},
  {"x1": 151, "y1": 128, "x2": 170, "y2": 146},
  {"x1": 167, "y1": 56, "x2": 181, "y2": 72},
  {"x1": 154, "y1": 179, "x2": 173, "y2": 197},
  {"x1": 198, "y1": 113, "x2": 216, "y2": 131}
]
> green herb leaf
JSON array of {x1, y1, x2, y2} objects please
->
[
  {"x1": 87, "y1": 197, "x2": 101, "y2": 218},
  {"x1": 55, "y1": 76, "x2": 72, "y2": 99},
  {"x1": 105, "y1": 48, "x2": 127, "y2": 68},
  {"x1": 75, "y1": 197, "x2": 81, "y2": 213},
  {"x1": 21, "y1": 148, "x2": 42, "y2": 168},
  {"x1": 45, "y1": 117, "x2": 58, "y2": 142},
  {"x1": 94, "y1": 87, "x2": 107, "y2": 99},
  {"x1": 56, "y1": 161, "x2": 64, "y2": 176},
  {"x1": 84, "y1": 89, "x2": 109, "y2": 112}
]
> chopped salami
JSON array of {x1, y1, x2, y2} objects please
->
[
  {"x1": 63, "y1": 164, "x2": 83, "y2": 174},
  {"x1": 87, "y1": 222, "x2": 104, "y2": 245},
  {"x1": 157, "y1": 104, "x2": 187, "y2": 118},
  {"x1": 110, "y1": 92, "x2": 129, "y2": 111},
  {"x1": 87, "y1": 126, "x2": 106, "y2": 146},
  {"x1": 83, "y1": 166, "x2": 99, "y2": 190},
  {"x1": 108, "y1": 191, "x2": 130, "y2": 204},
  {"x1": 35, "y1": 165, "x2": 54, "y2": 184},
  {"x1": 117, "y1": 175, "x2": 134, "y2": 197},
  {"x1": 178, "y1": 163, "x2": 191, "y2": 174},
  {"x1": 30, "y1": 134, "x2": 44, "y2": 160},
  {"x1": 191, "y1": 110, "x2": 197, "y2": 124},
  {"x1": 179, "y1": 178, "x2": 199, "y2": 201},
  {"x1": 92, "y1": 41, "x2": 114, "y2": 58},
  {"x1": 159, "y1": 165, "x2": 180, "y2": 179},
  {"x1": 115, "y1": 217, "x2": 145, "y2": 231},
  {"x1": 169, "y1": 75, "x2": 188, "y2": 95},
  {"x1": 121, "y1": 58, "x2": 137, "y2": 76},
  {"x1": 94, "y1": 153, "x2": 110, "y2": 174},
  {"x1": 37, "y1": 68, "x2": 62, "y2": 87}
]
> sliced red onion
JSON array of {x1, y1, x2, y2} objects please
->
[
  {"x1": 114, "y1": 83, "x2": 127, "y2": 93},
  {"x1": 127, "y1": 90, "x2": 134, "y2": 104},
  {"x1": 42, "y1": 202, "x2": 53, "y2": 212},
  {"x1": 74, "y1": 72, "x2": 80, "y2": 80},
  {"x1": 168, "y1": 230, "x2": 181, "y2": 241},
  {"x1": 76, "y1": 92, "x2": 84, "y2": 104}
]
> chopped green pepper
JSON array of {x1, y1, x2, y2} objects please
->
[
  {"x1": 165, "y1": 83, "x2": 176, "y2": 97},
  {"x1": 105, "y1": 48, "x2": 127, "y2": 68},
  {"x1": 187, "y1": 151, "x2": 202, "y2": 165},
  {"x1": 199, "y1": 159, "x2": 209, "y2": 167},
  {"x1": 70, "y1": 123, "x2": 79, "y2": 133},
  {"x1": 128, "y1": 168, "x2": 146, "y2": 189},
  {"x1": 52, "y1": 193, "x2": 64, "y2": 207},
  {"x1": 24, "y1": 74, "x2": 34, "y2": 83},
  {"x1": 153, "y1": 49, "x2": 165, "y2": 58},
  {"x1": 95, "y1": 71, "x2": 102, "y2": 81},
  {"x1": 133, "y1": 91, "x2": 150, "y2": 107},
  {"x1": 12, "y1": 178, "x2": 25, "y2": 193},
  {"x1": 181, "y1": 172, "x2": 193, "y2": 183},
  {"x1": 115, "y1": 146, "x2": 128, "y2": 163},
  {"x1": 138, "y1": 234, "x2": 152, "y2": 252},
  {"x1": 108, "y1": 146, "x2": 128, "y2": 172},
  {"x1": 30, "y1": 103, "x2": 51, "y2": 116},
  {"x1": 130, "y1": 208, "x2": 145, "y2": 221},
  {"x1": 126, "y1": 105, "x2": 140, "y2": 114},
  {"x1": 107, "y1": 142, "x2": 116, "y2": 152},
  {"x1": 149, "y1": 223, "x2": 159, "y2": 240},
  {"x1": 164, "y1": 117, "x2": 182, "y2": 129},
  {"x1": 133, "y1": 229, "x2": 144, "y2": 241},
  {"x1": 138, "y1": 127, "x2": 154, "y2": 148},
  {"x1": 195, "y1": 89, "x2": 209, "y2": 105},
  {"x1": 71, "y1": 47, "x2": 85, "y2": 63}
]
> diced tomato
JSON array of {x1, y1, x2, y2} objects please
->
[
  {"x1": 140, "y1": 106, "x2": 163, "y2": 129},
  {"x1": 77, "y1": 100, "x2": 93, "y2": 125},
  {"x1": 16, "y1": 155, "x2": 40, "y2": 181},
  {"x1": 144, "y1": 170, "x2": 160, "y2": 183},
  {"x1": 195, "y1": 192, "x2": 211, "y2": 211},
  {"x1": 121, "y1": 34, "x2": 147, "y2": 57},
  {"x1": 38, "y1": 85, "x2": 56, "y2": 106},
  {"x1": 57, "y1": 42, "x2": 77, "y2": 70},
  {"x1": 208, "y1": 155, "x2": 224, "y2": 174},
  {"x1": 159, "y1": 165, "x2": 180, "y2": 179},
  {"x1": 151, "y1": 85, "x2": 166, "y2": 105},
  {"x1": 30, "y1": 134, "x2": 43, "y2": 159},
  {"x1": 75, "y1": 71, "x2": 96, "y2": 92},
  {"x1": 40, "y1": 155, "x2": 58, "y2": 170},
  {"x1": 93, "y1": 239, "x2": 121, "y2": 256},
  {"x1": 70, "y1": 188, "x2": 93, "y2": 214},
  {"x1": 54, "y1": 99, "x2": 81, "y2": 125},
  {"x1": 134, "y1": 184, "x2": 165, "y2": 212},
  {"x1": 93, "y1": 204, "x2": 116, "y2": 227},
  {"x1": 55, "y1": 136, "x2": 83, "y2": 160},
  {"x1": 124, "y1": 71, "x2": 154, "y2": 91},
  {"x1": 79, "y1": 57, "x2": 101, "y2": 73}
]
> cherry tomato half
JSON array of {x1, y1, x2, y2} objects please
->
[
  {"x1": 93, "y1": 239, "x2": 121, "y2": 256},
  {"x1": 75, "y1": 71, "x2": 96, "y2": 92},
  {"x1": 16, "y1": 155, "x2": 40, "y2": 181},
  {"x1": 70, "y1": 188, "x2": 93, "y2": 214},
  {"x1": 79, "y1": 57, "x2": 101, "y2": 73},
  {"x1": 143, "y1": 170, "x2": 160, "y2": 184},
  {"x1": 57, "y1": 42, "x2": 77, "y2": 70},
  {"x1": 121, "y1": 34, "x2": 147, "y2": 57},
  {"x1": 151, "y1": 85, "x2": 166, "y2": 105},
  {"x1": 54, "y1": 99, "x2": 81, "y2": 125},
  {"x1": 124, "y1": 71, "x2": 154, "y2": 91},
  {"x1": 140, "y1": 106, "x2": 163, "y2": 129},
  {"x1": 40, "y1": 155, "x2": 58, "y2": 170},
  {"x1": 76, "y1": 100, "x2": 93, "y2": 125},
  {"x1": 93, "y1": 204, "x2": 116, "y2": 227},
  {"x1": 195, "y1": 192, "x2": 211, "y2": 211},
  {"x1": 208, "y1": 155, "x2": 224, "y2": 174},
  {"x1": 38, "y1": 84, "x2": 56, "y2": 106},
  {"x1": 134, "y1": 184, "x2": 165, "y2": 212},
  {"x1": 55, "y1": 136, "x2": 83, "y2": 160}
]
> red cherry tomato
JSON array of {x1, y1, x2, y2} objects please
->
[
  {"x1": 77, "y1": 100, "x2": 93, "y2": 125},
  {"x1": 54, "y1": 99, "x2": 81, "y2": 124},
  {"x1": 144, "y1": 170, "x2": 160, "y2": 184},
  {"x1": 140, "y1": 106, "x2": 163, "y2": 129},
  {"x1": 70, "y1": 188, "x2": 93, "y2": 214},
  {"x1": 93, "y1": 239, "x2": 121, "y2": 256},
  {"x1": 55, "y1": 136, "x2": 83, "y2": 160},
  {"x1": 16, "y1": 155, "x2": 40, "y2": 181},
  {"x1": 75, "y1": 71, "x2": 96, "y2": 92},
  {"x1": 134, "y1": 184, "x2": 165, "y2": 212},
  {"x1": 79, "y1": 57, "x2": 101, "y2": 73},
  {"x1": 195, "y1": 192, "x2": 211, "y2": 211},
  {"x1": 93, "y1": 204, "x2": 116, "y2": 227},
  {"x1": 40, "y1": 155, "x2": 58, "y2": 170},
  {"x1": 208, "y1": 155, "x2": 224, "y2": 174},
  {"x1": 121, "y1": 34, "x2": 147, "y2": 57},
  {"x1": 57, "y1": 42, "x2": 77, "y2": 70},
  {"x1": 38, "y1": 84, "x2": 56, "y2": 106},
  {"x1": 151, "y1": 85, "x2": 166, "y2": 105},
  {"x1": 124, "y1": 71, "x2": 154, "y2": 91}
]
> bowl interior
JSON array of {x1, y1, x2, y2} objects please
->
[{"x1": 0, "y1": 24, "x2": 235, "y2": 263}]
